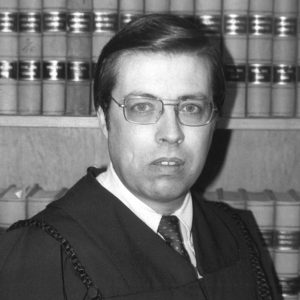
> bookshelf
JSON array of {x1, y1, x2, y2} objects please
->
[
  {"x1": 1, "y1": 2, "x2": 299, "y2": 298},
  {"x1": 0, "y1": 115, "x2": 299, "y2": 130}
]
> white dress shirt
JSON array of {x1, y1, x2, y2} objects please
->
[{"x1": 97, "y1": 163, "x2": 198, "y2": 269}]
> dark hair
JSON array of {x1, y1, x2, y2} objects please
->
[{"x1": 93, "y1": 14, "x2": 225, "y2": 123}]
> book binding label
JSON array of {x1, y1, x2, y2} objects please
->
[
  {"x1": 67, "y1": 61, "x2": 90, "y2": 81},
  {"x1": 93, "y1": 12, "x2": 118, "y2": 32},
  {"x1": 43, "y1": 12, "x2": 67, "y2": 32},
  {"x1": 19, "y1": 12, "x2": 42, "y2": 33},
  {"x1": 43, "y1": 61, "x2": 66, "y2": 80},
  {"x1": 0, "y1": 61, "x2": 17, "y2": 79},
  {"x1": 19, "y1": 60, "x2": 41, "y2": 80},
  {"x1": 0, "y1": 12, "x2": 18, "y2": 32},
  {"x1": 224, "y1": 14, "x2": 248, "y2": 35}
]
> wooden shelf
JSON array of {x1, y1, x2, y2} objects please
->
[
  {"x1": 0, "y1": 115, "x2": 300, "y2": 130},
  {"x1": 0, "y1": 115, "x2": 99, "y2": 128},
  {"x1": 216, "y1": 117, "x2": 300, "y2": 130}
]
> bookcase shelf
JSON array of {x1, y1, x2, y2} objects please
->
[{"x1": 0, "y1": 115, "x2": 300, "y2": 130}]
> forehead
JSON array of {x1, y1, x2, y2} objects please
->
[{"x1": 113, "y1": 52, "x2": 212, "y2": 99}]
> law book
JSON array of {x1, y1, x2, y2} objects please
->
[
  {"x1": 65, "y1": 0, "x2": 92, "y2": 115},
  {"x1": 272, "y1": 0, "x2": 298, "y2": 117},
  {"x1": 92, "y1": 0, "x2": 118, "y2": 57},
  {"x1": 246, "y1": 0, "x2": 273, "y2": 117},
  {"x1": 281, "y1": 292, "x2": 300, "y2": 300},
  {"x1": 169, "y1": 0, "x2": 194, "y2": 21},
  {"x1": 26, "y1": 186, "x2": 67, "y2": 218},
  {"x1": 18, "y1": 0, "x2": 42, "y2": 115},
  {"x1": 144, "y1": 0, "x2": 170, "y2": 14},
  {"x1": 195, "y1": 0, "x2": 222, "y2": 15},
  {"x1": 0, "y1": 185, "x2": 34, "y2": 228},
  {"x1": 244, "y1": 189, "x2": 275, "y2": 254},
  {"x1": 0, "y1": 0, "x2": 18, "y2": 114},
  {"x1": 42, "y1": 0, "x2": 67, "y2": 115},
  {"x1": 273, "y1": 190, "x2": 300, "y2": 251},
  {"x1": 222, "y1": 0, "x2": 249, "y2": 118},
  {"x1": 271, "y1": 190, "x2": 300, "y2": 297},
  {"x1": 297, "y1": 1, "x2": 300, "y2": 118},
  {"x1": 119, "y1": 0, "x2": 144, "y2": 29},
  {"x1": 92, "y1": 0, "x2": 118, "y2": 115},
  {"x1": 194, "y1": 0, "x2": 222, "y2": 51},
  {"x1": 215, "y1": 188, "x2": 247, "y2": 209}
]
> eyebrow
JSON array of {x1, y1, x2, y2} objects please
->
[
  {"x1": 125, "y1": 92, "x2": 210, "y2": 101},
  {"x1": 179, "y1": 94, "x2": 209, "y2": 101},
  {"x1": 126, "y1": 92, "x2": 156, "y2": 99}
]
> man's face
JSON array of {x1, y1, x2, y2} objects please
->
[{"x1": 99, "y1": 52, "x2": 216, "y2": 213}]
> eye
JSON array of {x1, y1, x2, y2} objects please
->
[
  {"x1": 180, "y1": 101, "x2": 205, "y2": 114},
  {"x1": 129, "y1": 100, "x2": 156, "y2": 113}
]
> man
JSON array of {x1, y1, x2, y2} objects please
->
[{"x1": 0, "y1": 14, "x2": 281, "y2": 299}]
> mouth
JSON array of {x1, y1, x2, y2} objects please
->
[{"x1": 151, "y1": 157, "x2": 185, "y2": 167}]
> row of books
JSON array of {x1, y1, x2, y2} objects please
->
[
  {"x1": 2, "y1": 62, "x2": 300, "y2": 117},
  {"x1": 1, "y1": 0, "x2": 300, "y2": 117},
  {"x1": 0, "y1": 74, "x2": 300, "y2": 118},
  {"x1": 0, "y1": 184, "x2": 67, "y2": 228},
  {"x1": 204, "y1": 188, "x2": 300, "y2": 298},
  {"x1": 2, "y1": 185, "x2": 299, "y2": 240},
  {"x1": 204, "y1": 189, "x2": 300, "y2": 248},
  {"x1": 1, "y1": 2, "x2": 300, "y2": 34}
]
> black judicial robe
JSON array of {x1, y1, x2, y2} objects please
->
[{"x1": 0, "y1": 168, "x2": 281, "y2": 300}]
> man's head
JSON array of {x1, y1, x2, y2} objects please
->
[
  {"x1": 94, "y1": 14, "x2": 225, "y2": 214},
  {"x1": 94, "y1": 14, "x2": 225, "y2": 125}
]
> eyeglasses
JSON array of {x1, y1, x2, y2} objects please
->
[{"x1": 111, "y1": 95, "x2": 218, "y2": 126}]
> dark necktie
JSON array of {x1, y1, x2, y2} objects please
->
[{"x1": 157, "y1": 215, "x2": 190, "y2": 262}]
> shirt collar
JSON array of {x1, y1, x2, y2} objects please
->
[{"x1": 97, "y1": 163, "x2": 193, "y2": 238}]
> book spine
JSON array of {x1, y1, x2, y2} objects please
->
[
  {"x1": 216, "y1": 188, "x2": 247, "y2": 209},
  {"x1": 297, "y1": 1, "x2": 300, "y2": 118},
  {"x1": 0, "y1": 185, "x2": 33, "y2": 228},
  {"x1": 245, "y1": 190, "x2": 275, "y2": 256},
  {"x1": 27, "y1": 187, "x2": 67, "y2": 218},
  {"x1": 272, "y1": 0, "x2": 298, "y2": 117},
  {"x1": 0, "y1": 200, "x2": 26, "y2": 228},
  {"x1": 18, "y1": 0, "x2": 42, "y2": 115},
  {"x1": 246, "y1": 0, "x2": 273, "y2": 117},
  {"x1": 0, "y1": 2, "x2": 18, "y2": 114},
  {"x1": 42, "y1": 0, "x2": 67, "y2": 115},
  {"x1": 273, "y1": 190, "x2": 300, "y2": 298},
  {"x1": 65, "y1": 0, "x2": 92, "y2": 115},
  {"x1": 195, "y1": 0, "x2": 223, "y2": 51},
  {"x1": 144, "y1": 0, "x2": 170, "y2": 14},
  {"x1": 282, "y1": 294, "x2": 299, "y2": 300},
  {"x1": 119, "y1": 0, "x2": 144, "y2": 29},
  {"x1": 222, "y1": 0, "x2": 249, "y2": 118},
  {"x1": 195, "y1": 0, "x2": 222, "y2": 13},
  {"x1": 169, "y1": 0, "x2": 194, "y2": 20},
  {"x1": 92, "y1": 0, "x2": 118, "y2": 115}
]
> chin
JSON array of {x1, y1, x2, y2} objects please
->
[{"x1": 151, "y1": 184, "x2": 188, "y2": 202}]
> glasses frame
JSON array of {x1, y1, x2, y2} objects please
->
[{"x1": 111, "y1": 96, "x2": 218, "y2": 127}]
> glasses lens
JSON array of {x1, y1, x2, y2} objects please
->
[
  {"x1": 125, "y1": 97, "x2": 162, "y2": 124},
  {"x1": 178, "y1": 99, "x2": 213, "y2": 126}
]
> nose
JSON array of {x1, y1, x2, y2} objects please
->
[{"x1": 155, "y1": 105, "x2": 185, "y2": 145}]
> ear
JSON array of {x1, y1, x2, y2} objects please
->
[{"x1": 97, "y1": 107, "x2": 108, "y2": 138}]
